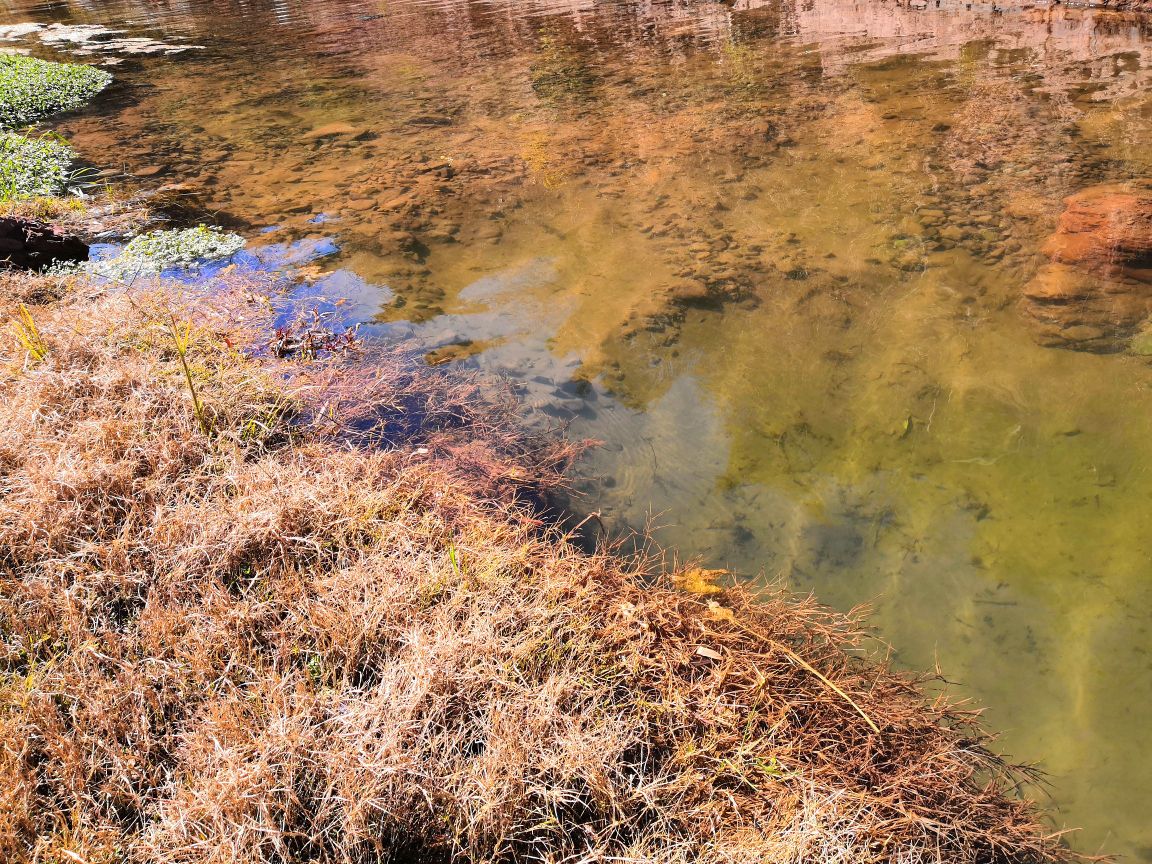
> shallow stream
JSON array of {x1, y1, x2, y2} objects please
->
[{"x1": 3, "y1": 0, "x2": 1152, "y2": 856}]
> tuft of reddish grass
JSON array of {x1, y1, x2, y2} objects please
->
[{"x1": 0, "y1": 272, "x2": 1075, "y2": 864}]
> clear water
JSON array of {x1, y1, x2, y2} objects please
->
[{"x1": 4, "y1": 0, "x2": 1152, "y2": 856}]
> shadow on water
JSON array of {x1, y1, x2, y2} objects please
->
[{"x1": 5, "y1": 0, "x2": 1152, "y2": 857}]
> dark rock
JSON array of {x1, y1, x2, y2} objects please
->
[
  {"x1": 406, "y1": 115, "x2": 453, "y2": 127},
  {"x1": 0, "y1": 217, "x2": 89, "y2": 272}
]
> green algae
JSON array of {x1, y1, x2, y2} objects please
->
[
  {"x1": 0, "y1": 54, "x2": 111, "y2": 129},
  {"x1": 530, "y1": 29, "x2": 600, "y2": 104}
]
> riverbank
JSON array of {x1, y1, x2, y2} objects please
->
[
  {"x1": 0, "y1": 50, "x2": 1077, "y2": 864},
  {"x1": 0, "y1": 259, "x2": 1076, "y2": 863}
]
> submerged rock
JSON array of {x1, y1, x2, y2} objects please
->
[
  {"x1": 303, "y1": 122, "x2": 366, "y2": 140},
  {"x1": 0, "y1": 217, "x2": 88, "y2": 271},
  {"x1": 1021, "y1": 180, "x2": 1152, "y2": 352},
  {"x1": 1042, "y1": 181, "x2": 1152, "y2": 274}
]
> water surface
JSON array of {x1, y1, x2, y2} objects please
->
[{"x1": 4, "y1": 0, "x2": 1152, "y2": 856}]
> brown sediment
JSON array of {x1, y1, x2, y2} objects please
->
[{"x1": 0, "y1": 258, "x2": 1077, "y2": 863}]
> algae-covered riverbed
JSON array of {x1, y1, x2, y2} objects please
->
[{"x1": 5, "y1": 0, "x2": 1151, "y2": 857}]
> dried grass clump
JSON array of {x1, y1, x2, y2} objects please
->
[
  {"x1": 0, "y1": 273, "x2": 1072, "y2": 864},
  {"x1": 0, "y1": 269, "x2": 74, "y2": 314},
  {"x1": 2, "y1": 192, "x2": 156, "y2": 241}
]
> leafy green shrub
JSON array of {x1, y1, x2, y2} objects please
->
[
  {"x1": 0, "y1": 54, "x2": 112, "y2": 129},
  {"x1": 0, "y1": 132, "x2": 75, "y2": 199},
  {"x1": 93, "y1": 225, "x2": 247, "y2": 280}
]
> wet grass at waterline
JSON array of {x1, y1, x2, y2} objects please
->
[
  {"x1": 0, "y1": 53, "x2": 110, "y2": 129},
  {"x1": 0, "y1": 265, "x2": 1077, "y2": 864},
  {"x1": 1, "y1": 189, "x2": 154, "y2": 240}
]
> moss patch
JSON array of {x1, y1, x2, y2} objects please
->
[
  {"x1": 0, "y1": 54, "x2": 112, "y2": 129},
  {"x1": 0, "y1": 132, "x2": 75, "y2": 199}
]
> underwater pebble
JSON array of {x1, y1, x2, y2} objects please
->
[{"x1": 305, "y1": 123, "x2": 365, "y2": 140}]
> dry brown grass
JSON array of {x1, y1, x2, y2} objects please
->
[
  {"x1": 2, "y1": 190, "x2": 156, "y2": 241},
  {"x1": 0, "y1": 272, "x2": 1074, "y2": 864}
]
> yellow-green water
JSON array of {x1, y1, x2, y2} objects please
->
[{"x1": 5, "y1": 0, "x2": 1152, "y2": 855}]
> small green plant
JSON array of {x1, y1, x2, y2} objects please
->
[
  {"x1": 305, "y1": 652, "x2": 324, "y2": 685},
  {"x1": 93, "y1": 225, "x2": 246, "y2": 281},
  {"x1": 167, "y1": 313, "x2": 213, "y2": 438},
  {"x1": 12, "y1": 303, "x2": 48, "y2": 362},
  {"x1": 755, "y1": 755, "x2": 793, "y2": 781},
  {"x1": 0, "y1": 54, "x2": 112, "y2": 129},
  {"x1": 0, "y1": 132, "x2": 76, "y2": 200}
]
